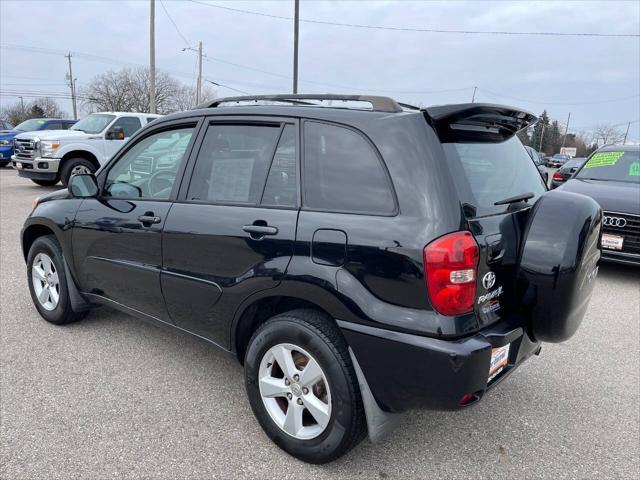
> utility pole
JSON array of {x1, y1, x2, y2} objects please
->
[
  {"x1": 471, "y1": 86, "x2": 477, "y2": 103},
  {"x1": 623, "y1": 121, "x2": 630, "y2": 144},
  {"x1": 18, "y1": 96, "x2": 24, "y2": 112},
  {"x1": 539, "y1": 123, "x2": 546, "y2": 152},
  {"x1": 196, "y1": 41, "x2": 203, "y2": 104},
  {"x1": 149, "y1": 0, "x2": 156, "y2": 114},
  {"x1": 293, "y1": 0, "x2": 299, "y2": 94},
  {"x1": 65, "y1": 52, "x2": 78, "y2": 119},
  {"x1": 560, "y1": 112, "x2": 571, "y2": 149}
]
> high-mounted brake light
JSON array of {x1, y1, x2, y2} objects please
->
[
  {"x1": 424, "y1": 231, "x2": 479, "y2": 316},
  {"x1": 553, "y1": 172, "x2": 563, "y2": 181}
]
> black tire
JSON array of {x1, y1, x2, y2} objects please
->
[
  {"x1": 244, "y1": 309, "x2": 365, "y2": 464},
  {"x1": 27, "y1": 235, "x2": 87, "y2": 325},
  {"x1": 31, "y1": 179, "x2": 59, "y2": 187},
  {"x1": 60, "y1": 158, "x2": 95, "y2": 187}
]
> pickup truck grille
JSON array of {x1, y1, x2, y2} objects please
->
[
  {"x1": 13, "y1": 138, "x2": 38, "y2": 160},
  {"x1": 603, "y1": 211, "x2": 640, "y2": 255}
]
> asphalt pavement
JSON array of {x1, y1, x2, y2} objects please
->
[{"x1": 1, "y1": 168, "x2": 638, "y2": 479}]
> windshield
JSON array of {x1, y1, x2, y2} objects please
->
[
  {"x1": 443, "y1": 136, "x2": 547, "y2": 218},
  {"x1": 576, "y1": 150, "x2": 640, "y2": 182},
  {"x1": 70, "y1": 114, "x2": 115, "y2": 134},
  {"x1": 15, "y1": 119, "x2": 47, "y2": 131}
]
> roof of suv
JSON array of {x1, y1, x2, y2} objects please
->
[{"x1": 598, "y1": 144, "x2": 639, "y2": 152}]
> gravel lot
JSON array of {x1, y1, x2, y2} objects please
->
[{"x1": 1, "y1": 167, "x2": 638, "y2": 479}]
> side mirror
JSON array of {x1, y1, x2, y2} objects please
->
[
  {"x1": 106, "y1": 127, "x2": 125, "y2": 140},
  {"x1": 68, "y1": 173, "x2": 99, "y2": 198}
]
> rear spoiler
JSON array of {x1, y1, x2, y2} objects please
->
[{"x1": 425, "y1": 103, "x2": 537, "y2": 143}]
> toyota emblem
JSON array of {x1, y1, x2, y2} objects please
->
[
  {"x1": 603, "y1": 216, "x2": 627, "y2": 228},
  {"x1": 482, "y1": 271, "x2": 496, "y2": 290}
]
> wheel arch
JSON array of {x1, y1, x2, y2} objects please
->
[
  {"x1": 60, "y1": 149, "x2": 100, "y2": 171},
  {"x1": 232, "y1": 293, "x2": 341, "y2": 364},
  {"x1": 21, "y1": 222, "x2": 58, "y2": 262}
]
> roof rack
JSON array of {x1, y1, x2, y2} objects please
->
[{"x1": 200, "y1": 94, "x2": 405, "y2": 113}]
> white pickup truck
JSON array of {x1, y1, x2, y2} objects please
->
[{"x1": 12, "y1": 112, "x2": 161, "y2": 186}]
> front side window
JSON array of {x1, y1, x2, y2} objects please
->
[
  {"x1": 105, "y1": 126, "x2": 195, "y2": 199},
  {"x1": 303, "y1": 121, "x2": 395, "y2": 215},
  {"x1": 109, "y1": 117, "x2": 142, "y2": 138},
  {"x1": 187, "y1": 124, "x2": 281, "y2": 204},
  {"x1": 71, "y1": 114, "x2": 115, "y2": 134}
]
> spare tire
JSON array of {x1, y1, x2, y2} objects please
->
[{"x1": 518, "y1": 189, "x2": 602, "y2": 343}]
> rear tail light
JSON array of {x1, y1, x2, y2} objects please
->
[
  {"x1": 424, "y1": 231, "x2": 479, "y2": 316},
  {"x1": 553, "y1": 172, "x2": 563, "y2": 181}
]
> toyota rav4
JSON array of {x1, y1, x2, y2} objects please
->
[{"x1": 22, "y1": 95, "x2": 601, "y2": 464}]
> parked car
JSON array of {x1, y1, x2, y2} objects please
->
[
  {"x1": 21, "y1": 95, "x2": 601, "y2": 464},
  {"x1": 550, "y1": 157, "x2": 587, "y2": 189},
  {"x1": 525, "y1": 145, "x2": 549, "y2": 183},
  {"x1": 0, "y1": 119, "x2": 14, "y2": 130},
  {"x1": 0, "y1": 118, "x2": 76, "y2": 166},
  {"x1": 559, "y1": 145, "x2": 639, "y2": 265},
  {"x1": 11, "y1": 112, "x2": 160, "y2": 186},
  {"x1": 546, "y1": 153, "x2": 570, "y2": 168}
]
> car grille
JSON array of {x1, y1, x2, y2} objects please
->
[
  {"x1": 603, "y1": 211, "x2": 640, "y2": 255},
  {"x1": 13, "y1": 138, "x2": 38, "y2": 160}
]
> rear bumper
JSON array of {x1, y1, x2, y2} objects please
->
[{"x1": 338, "y1": 317, "x2": 541, "y2": 413}]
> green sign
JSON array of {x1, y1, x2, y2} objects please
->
[
  {"x1": 584, "y1": 151, "x2": 624, "y2": 169},
  {"x1": 629, "y1": 162, "x2": 640, "y2": 177},
  {"x1": 36, "y1": 120, "x2": 45, "y2": 124}
]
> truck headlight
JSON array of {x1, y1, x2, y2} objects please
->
[{"x1": 40, "y1": 141, "x2": 60, "y2": 158}]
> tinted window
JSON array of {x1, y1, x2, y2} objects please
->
[
  {"x1": 261, "y1": 125, "x2": 298, "y2": 207},
  {"x1": 442, "y1": 136, "x2": 546, "y2": 218},
  {"x1": 187, "y1": 124, "x2": 281, "y2": 204},
  {"x1": 110, "y1": 117, "x2": 142, "y2": 137},
  {"x1": 105, "y1": 127, "x2": 194, "y2": 199},
  {"x1": 46, "y1": 122, "x2": 62, "y2": 130},
  {"x1": 303, "y1": 122, "x2": 395, "y2": 214},
  {"x1": 15, "y1": 119, "x2": 47, "y2": 131}
]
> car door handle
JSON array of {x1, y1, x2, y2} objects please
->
[
  {"x1": 242, "y1": 225, "x2": 278, "y2": 236},
  {"x1": 138, "y1": 214, "x2": 161, "y2": 225}
]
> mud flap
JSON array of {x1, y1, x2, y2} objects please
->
[
  {"x1": 518, "y1": 190, "x2": 602, "y2": 343},
  {"x1": 348, "y1": 347, "x2": 402, "y2": 443}
]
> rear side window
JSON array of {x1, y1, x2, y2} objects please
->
[
  {"x1": 187, "y1": 124, "x2": 281, "y2": 204},
  {"x1": 442, "y1": 136, "x2": 546, "y2": 218},
  {"x1": 303, "y1": 122, "x2": 395, "y2": 215}
]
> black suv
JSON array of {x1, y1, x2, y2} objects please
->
[{"x1": 22, "y1": 95, "x2": 602, "y2": 464}]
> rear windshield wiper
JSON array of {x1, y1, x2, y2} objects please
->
[{"x1": 494, "y1": 192, "x2": 534, "y2": 206}]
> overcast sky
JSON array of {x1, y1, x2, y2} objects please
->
[{"x1": 1, "y1": 0, "x2": 639, "y2": 140}]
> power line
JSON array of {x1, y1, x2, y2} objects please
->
[
  {"x1": 479, "y1": 88, "x2": 640, "y2": 106},
  {"x1": 159, "y1": 0, "x2": 192, "y2": 48},
  {"x1": 205, "y1": 79, "x2": 249, "y2": 95},
  {"x1": 187, "y1": 1, "x2": 640, "y2": 38}
]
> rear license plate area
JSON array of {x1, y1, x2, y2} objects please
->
[{"x1": 488, "y1": 344, "x2": 510, "y2": 383}]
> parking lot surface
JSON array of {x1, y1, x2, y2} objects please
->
[{"x1": 1, "y1": 168, "x2": 638, "y2": 479}]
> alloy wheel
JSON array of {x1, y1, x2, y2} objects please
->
[
  {"x1": 31, "y1": 252, "x2": 60, "y2": 311},
  {"x1": 258, "y1": 343, "x2": 332, "y2": 440}
]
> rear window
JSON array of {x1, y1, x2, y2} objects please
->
[{"x1": 443, "y1": 136, "x2": 546, "y2": 218}]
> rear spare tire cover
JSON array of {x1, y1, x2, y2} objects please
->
[{"x1": 518, "y1": 189, "x2": 602, "y2": 343}]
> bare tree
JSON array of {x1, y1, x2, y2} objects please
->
[
  {"x1": 1, "y1": 97, "x2": 67, "y2": 125},
  {"x1": 80, "y1": 67, "x2": 205, "y2": 115},
  {"x1": 169, "y1": 84, "x2": 217, "y2": 112},
  {"x1": 593, "y1": 124, "x2": 624, "y2": 146}
]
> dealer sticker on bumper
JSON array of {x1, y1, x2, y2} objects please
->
[
  {"x1": 601, "y1": 233, "x2": 624, "y2": 251},
  {"x1": 488, "y1": 344, "x2": 510, "y2": 383}
]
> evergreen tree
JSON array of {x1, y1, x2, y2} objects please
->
[{"x1": 530, "y1": 110, "x2": 550, "y2": 153}]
